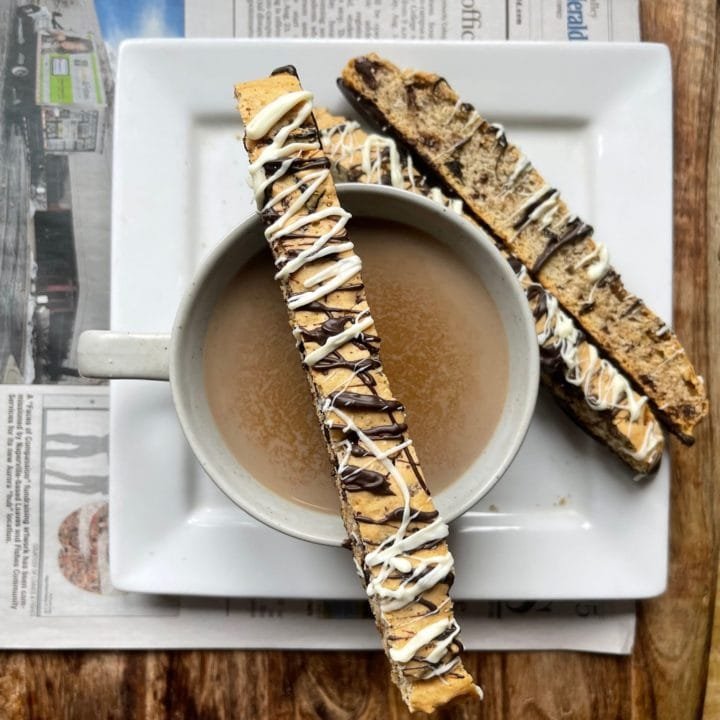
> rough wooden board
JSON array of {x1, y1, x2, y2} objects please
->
[
  {"x1": 639, "y1": 1, "x2": 720, "y2": 719},
  {"x1": 699, "y1": 0, "x2": 720, "y2": 715}
]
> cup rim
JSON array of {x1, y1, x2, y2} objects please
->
[{"x1": 170, "y1": 183, "x2": 540, "y2": 545}]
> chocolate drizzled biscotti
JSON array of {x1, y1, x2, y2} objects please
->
[
  {"x1": 234, "y1": 67, "x2": 480, "y2": 714},
  {"x1": 316, "y1": 109, "x2": 664, "y2": 474},
  {"x1": 338, "y1": 54, "x2": 708, "y2": 444}
]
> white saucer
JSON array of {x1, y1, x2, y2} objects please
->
[{"x1": 109, "y1": 39, "x2": 671, "y2": 599}]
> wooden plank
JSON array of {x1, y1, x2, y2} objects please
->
[
  {"x1": 637, "y1": 1, "x2": 719, "y2": 719},
  {"x1": 702, "y1": 1, "x2": 720, "y2": 716}
]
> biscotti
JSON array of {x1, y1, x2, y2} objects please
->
[
  {"x1": 338, "y1": 54, "x2": 708, "y2": 444},
  {"x1": 234, "y1": 67, "x2": 480, "y2": 714},
  {"x1": 316, "y1": 109, "x2": 664, "y2": 474}
]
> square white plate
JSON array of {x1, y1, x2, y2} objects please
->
[{"x1": 110, "y1": 39, "x2": 671, "y2": 599}]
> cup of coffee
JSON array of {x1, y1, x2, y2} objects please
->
[{"x1": 79, "y1": 184, "x2": 539, "y2": 545}]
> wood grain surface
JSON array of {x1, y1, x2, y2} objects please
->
[{"x1": 1, "y1": 1, "x2": 718, "y2": 718}]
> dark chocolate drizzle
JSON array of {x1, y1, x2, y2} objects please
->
[
  {"x1": 329, "y1": 391, "x2": 404, "y2": 413},
  {"x1": 327, "y1": 423, "x2": 409, "y2": 442},
  {"x1": 303, "y1": 301, "x2": 359, "y2": 314},
  {"x1": 362, "y1": 423, "x2": 408, "y2": 440},
  {"x1": 350, "y1": 443, "x2": 372, "y2": 457},
  {"x1": 263, "y1": 156, "x2": 328, "y2": 175},
  {"x1": 525, "y1": 283, "x2": 548, "y2": 317},
  {"x1": 620, "y1": 297, "x2": 644, "y2": 318},
  {"x1": 539, "y1": 344, "x2": 565, "y2": 374},
  {"x1": 507, "y1": 254, "x2": 524, "y2": 274},
  {"x1": 340, "y1": 466, "x2": 393, "y2": 494},
  {"x1": 356, "y1": 508, "x2": 439, "y2": 525},
  {"x1": 416, "y1": 597, "x2": 438, "y2": 612},
  {"x1": 281, "y1": 236, "x2": 348, "y2": 262},
  {"x1": 275, "y1": 227, "x2": 343, "y2": 241},
  {"x1": 290, "y1": 128, "x2": 320, "y2": 141},
  {"x1": 512, "y1": 187, "x2": 557, "y2": 231},
  {"x1": 300, "y1": 316, "x2": 354, "y2": 344},
  {"x1": 434, "y1": 623, "x2": 459, "y2": 643},
  {"x1": 530, "y1": 218, "x2": 594, "y2": 274},
  {"x1": 301, "y1": 320, "x2": 380, "y2": 355},
  {"x1": 270, "y1": 64, "x2": 298, "y2": 77},
  {"x1": 312, "y1": 353, "x2": 380, "y2": 375},
  {"x1": 260, "y1": 207, "x2": 281, "y2": 224}
]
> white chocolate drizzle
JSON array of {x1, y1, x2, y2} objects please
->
[
  {"x1": 528, "y1": 272, "x2": 645, "y2": 418},
  {"x1": 575, "y1": 241, "x2": 611, "y2": 282},
  {"x1": 320, "y1": 122, "x2": 463, "y2": 215},
  {"x1": 463, "y1": 111, "x2": 483, "y2": 132},
  {"x1": 446, "y1": 98, "x2": 463, "y2": 122},
  {"x1": 245, "y1": 90, "x2": 313, "y2": 139},
  {"x1": 505, "y1": 153, "x2": 531, "y2": 188},
  {"x1": 369, "y1": 552, "x2": 455, "y2": 612},
  {"x1": 630, "y1": 423, "x2": 664, "y2": 463},
  {"x1": 426, "y1": 621, "x2": 462, "y2": 663},
  {"x1": 322, "y1": 119, "x2": 361, "y2": 161},
  {"x1": 512, "y1": 185, "x2": 562, "y2": 236},
  {"x1": 420, "y1": 656, "x2": 463, "y2": 680},
  {"x1": 517, "y1": 269, "x2": 663, "y2": 463},
  {"x1": 405, "y1": 152, "x2": 417, "y2": 190},
  {"x1": 304, "y1": 313, "x2": 375, "y2": 367},
  {"x1": 528, "y1": 190, "x2": 560, "y2": 230},
  {"x1": 389, "y1": 618, "x2": 453, "y2": 663},
  {"x1": 288, "y1": 255, "x2": 362, "y2": 310},
  {"x1": 361, "y1": 134, "x2": 404, "y2": 186},
  {"x1": 489, "y1": 122, "x2": 505, "y2": 140}
]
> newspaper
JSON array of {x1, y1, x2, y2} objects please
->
[
  {"x1": 186, "y1": 0, "x2": 639, "y2": 41},
  {"x1": 0, "y1": 0, "x2": 640, "y2": 651}
]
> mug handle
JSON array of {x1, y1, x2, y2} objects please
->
[{"x1": 77, "y1": 331, "x2": 171, "y2": 380}]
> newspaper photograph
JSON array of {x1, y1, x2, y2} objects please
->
[
  {"x1": 0, "y1": 0, "x2": 640, "y2": 650},
  {"x1": 1, "y1": 1, "x2": 117, "y2": 385}
]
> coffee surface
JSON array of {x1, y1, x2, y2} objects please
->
[{"x1": 204, "y1": 218, "x2": 509, "y2": 513}]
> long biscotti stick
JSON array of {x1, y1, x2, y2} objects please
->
[
  {"x1": 234, "y1": 67, "x2": 480, "y2": 714},
  {"x1": 338, "y1": 54, "x2": 708, "y2": 444},
  {"x1": 316, "y1": 109, "x2": 665, "y2": 474}
]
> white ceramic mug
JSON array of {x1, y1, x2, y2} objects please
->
[{"x1": 79, "y1": 184, "x2": 539, "y2": 545}]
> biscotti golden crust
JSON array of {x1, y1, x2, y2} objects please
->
[
  {"x1": 338, "y1": 54, "x2": 708, "y2": 444},
  {"x1": 234, "y1": 67, "x2": 480, "y2": 714},
  {"x1": 316, "y1": 109, "x2": 664, "y2": 474}
]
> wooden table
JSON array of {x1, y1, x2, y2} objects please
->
[{"x1": 1, "y1": 1, "x2": 718, "y2": 717}]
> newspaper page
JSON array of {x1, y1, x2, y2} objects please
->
[
  {"x1": 0, "y1": 0, "x2": 639, "y2": 650},
  {"x1": 187, "y1": 0, "x2": 639, "y2": 41}
]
